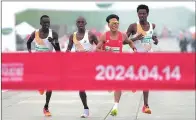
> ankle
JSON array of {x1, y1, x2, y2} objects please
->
[
  {"x1": 113, "y1": 102, "x2": 118, "y2": 108},
  {"x1": 144, "y1": 104, "x2": 149, "y2": 107},
  {"x1": 44, "y1": 105, "x2": 48, "y2": 109}
]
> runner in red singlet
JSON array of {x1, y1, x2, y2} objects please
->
[{"x1": 96, "y1": 14, "x2": 137, "y2": 116}]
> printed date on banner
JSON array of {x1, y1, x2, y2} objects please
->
[{"x1": 95, "y1": 65, "x2": 181, "y2": 81}]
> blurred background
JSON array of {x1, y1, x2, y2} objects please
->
[{"x1": 2, "y1": 1, "x2": 196, "y2": 53}]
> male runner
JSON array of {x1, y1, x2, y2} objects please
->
[
  {"x1": 126, "y1": 4, "x2": 159, "y2": 114},
  {"x1": 96, "y1": 14, "x2": 137, "y2": 116},
  {"x1": 66, "y1": 16, "x2": 99, "y2": 118},
  {"x1": 27, "y1": 15, "x2": 60, "y2": 116}
]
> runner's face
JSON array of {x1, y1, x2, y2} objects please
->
[
  {"x1": 41, "y1": 17, "x2": 50, "y2": 30},
  {"x1": 108, "y1": 18, "x2": 119, "y2": 32},
  {"x1": 138, "y1": 9, "x2": 148, "y2": 22},
  {"x1": 76, "y1": 18, "x2": 86, "y2": 30}
]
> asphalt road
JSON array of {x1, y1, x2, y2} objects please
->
[{"x1": 2, "y1": 91, "x2": 195, "y2": 120}]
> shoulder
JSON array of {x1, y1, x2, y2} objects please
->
[
  {"x1": 88, "y1": 31, "x2": 96, "y2": 37},
  {"x1": 128, "y1": 23, "x2": 137, "y2": 28},
  {"x1": 121, "y1": 32, "x2": 126, "y2": 36},
  {"x1": 99, "y1": 32, "x2": 107, "y2": 41},
  {"x1": 101, "y1": 32, "x2": 107, "y2": 37},
  {"x1": 127, "y1": 23, "x2": 137, "y2": 31},
  {"x1": 30, "y1": 31, "x2": 36, "y2": 38},
  {"x1": 69, "y1": 33, "x2": 74, "y2": 39},
  {"x1": 121, "y1": 32, "x2": 127, "y2": 39},
  {"x1": 31, "y1": 31, "x2": 36, "y2": 35}
]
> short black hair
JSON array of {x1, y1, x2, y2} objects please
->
[
  {"x1": 40, "y1": 15, "x2": 49, "y2": 21},
  {"x1": 137, "y1": 4, "x2": 149, "y2": 14},
  {"x1": 106, "y1": 14, "x2": 119, "y2": 23}
]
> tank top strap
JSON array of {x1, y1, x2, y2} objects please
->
[{"x1": 106, "y1": 31, "x2": 110, "y2": 40}]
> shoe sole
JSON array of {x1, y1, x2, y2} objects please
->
[{"x1": 110, "y1": 110, "x2": 117, "y2": 116}]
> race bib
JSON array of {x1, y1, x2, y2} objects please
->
[
  {"x1": 141, "y1": 37, "x2": 152, "y2": 51},
  {"x1": 105, "y1": 46, "x2": 120, "y2": 53}
]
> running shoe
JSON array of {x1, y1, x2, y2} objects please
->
[
  {"x1": 81, "y1": 109, "x2": 89, "y2": 118},
  {"x1": 142, "y1": 105, "x2": 151, "y2": 114},
  {"x1": 43, "y1": 107, "x2": 52, "y2": 116},
  {"x1": 110, "y1": 108, "x2": 118, "y2": 116},
  {"x1": 39, "y1": 90, "x2": 44, "y2": 95}
]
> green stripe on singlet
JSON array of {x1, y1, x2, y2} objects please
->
[
  {"x1": 35, "y1": 46, "x2": 49, "y2": 51},
  {"x1": 141, "y1": 37, "x2": 152, "y2": 43}
]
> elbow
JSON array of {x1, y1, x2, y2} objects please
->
[
  {"x1": 95, "y1": 47, "x2": 99, "y2": 51},
  {"x1": 27, "y1": 40, "x2": 31, "y2": 45},
  {"x1": 95, "y1": 47, "x2": 101, "y2": 52},
  {"x1": 96, "y1": 47, "x2": 104, "y2": 52},
  {"x1": 26, "y1": 42, "x2": 30, "y2": 47}
]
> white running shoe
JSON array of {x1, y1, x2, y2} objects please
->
[{"x1": 81, "y1": 109, "x2": 89, "y2": 118}]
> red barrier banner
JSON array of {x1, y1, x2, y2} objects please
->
[{"x1": 2, "y1": 52, "x2": 196, "y2": 90}]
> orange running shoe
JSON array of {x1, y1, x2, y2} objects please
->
[
  {"x1": 43, "y1": 108, "x2": 52, "y2": 116},
  {"x1": 39, "y1": 90, "x2": 45, "y2": 95},
  {"x1": 142, "y1": 105, "x2": 151, "y2": 114}
]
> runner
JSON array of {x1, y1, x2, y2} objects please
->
[
  {"x1": 27, "y1": 15, "x2": 61, "y2": 116},
  {"x1": 66, "y1": 16, "x2": 99, "y2": 118},
  {"x1": 96, "y1": 14, "x2": 137, "y2": 116},
  {"x1": 126, "y1": 4, "x2": 159, "y2": 114}
]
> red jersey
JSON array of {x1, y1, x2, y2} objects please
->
[{"x1": 103, "y1": 31, "x2": 123, "y2": 53}]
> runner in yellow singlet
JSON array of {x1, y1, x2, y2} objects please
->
[{"x1": 126, "y1": 4, "x2": 159, "y2": 114}]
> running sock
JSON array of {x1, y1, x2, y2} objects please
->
[
  {"x1": 113, "y1": 102, "x2": 118, "y2": 109},
  {"x1": 44, "y1": 91, "x2": 52, "y2": 109},
  {"x1": 79, "y1": 91, "x2": 89, "y2": 109}
]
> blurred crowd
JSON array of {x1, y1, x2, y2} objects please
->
[
  {"x1": 177, "y1": 30, "x2": 196, "y2": 52},
  {"x1": 2, "y1": 24, "x2": 195, "y2": 53}
]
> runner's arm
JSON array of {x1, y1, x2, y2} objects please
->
[
  {"x1": 52, "y1": 30, "x2": 61, "y2": 51},
  {"x1": 126, "y1": 23, "x2": 143, "y2": 42},
  {"x1": 27, "y1": 31, "x2": 35, "y2": 53},
  {"x1": 91, "y1": 34, "x2": 99, "y2": 45},
  {"x1": 66, "y1": 34, "x2": 74, "y2": 52},
  {"x1": 122, "y1": 33, "x2": 137, "y2": 51},
  {"x1": 96, "y1": 33, "x2": 106, "y2": 52},
  {"x1": 152, "y1": 23, "x2": 158, "y2": 45},
  {"x1": 126, "y1": 24, "x2": 134, "y2": 38}
]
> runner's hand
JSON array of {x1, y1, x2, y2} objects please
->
[
  {"x1": 76, "y1": 49, "x2": 88, "y2": 52},
  {"x1": 133, "y1": 47, "x2": 137, "y2": 52},
  {"x1": 152, "y1": 36, "x2": 158, "y2": 45},
  {"x1": 48, "y1": 37, "x2": 54, "y2": 42}
]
